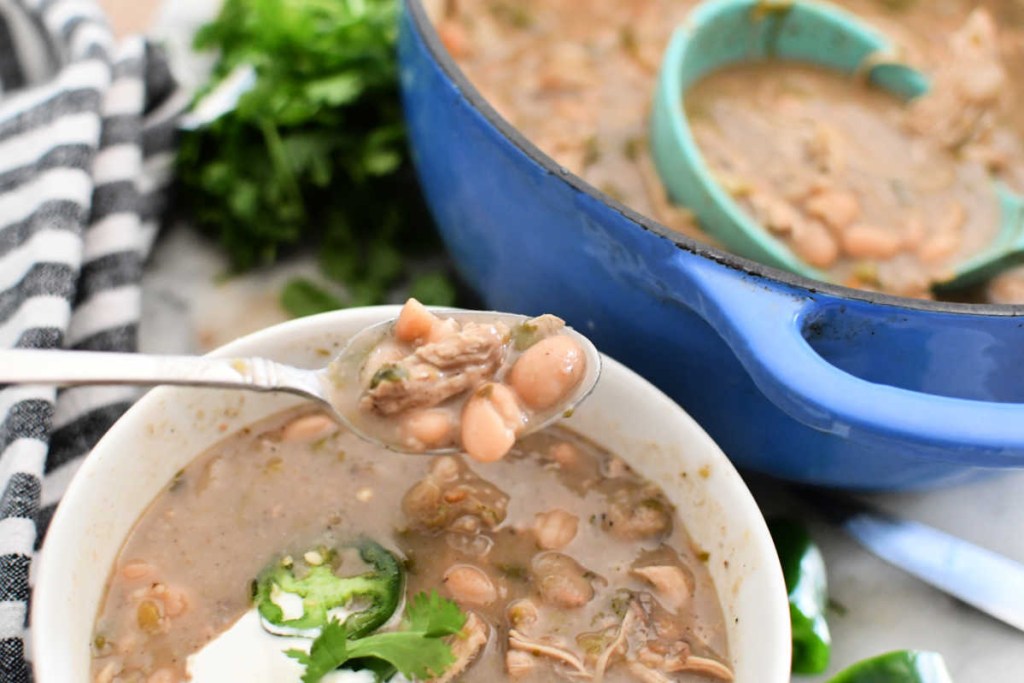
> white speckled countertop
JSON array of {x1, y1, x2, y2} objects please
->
[{"x1": 115, "y1": 1, "x2": 1024, "y2": 681}]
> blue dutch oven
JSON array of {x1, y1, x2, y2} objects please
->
[{"x1": 397, "y1": 0, "x2": 1024, "y2": 490}]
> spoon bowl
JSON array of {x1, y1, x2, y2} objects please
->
[{"x1": 0, "y1": 307, "x2": 601, "y2": 455}]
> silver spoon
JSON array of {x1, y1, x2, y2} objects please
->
[{"x1": 0, "y1": 311, "x2": 601, "y2": 454}]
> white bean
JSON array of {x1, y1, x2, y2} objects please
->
[
  {"x1": 461, "y1": 383, "x2": 523, "y2": 462},
  {"x1": 401, "y1": 409, "x2": 454, "y2": 450},
  {"x1": 394, "y1": 298, "x2": 438, "y2": 343},
  {"x1": 443, "y1": 565, "x2": 497, "y2": 606},
  {"x1": 280, "y1": 413, "x2": 337, "y2": 443},
  {"x1": 842, "y1": 224, "x2": 902, "y2": 259},
  {"x1": 534, "y1": 509, "x2": 579, "y2": 550},
  {"x1": 804, "y1": 188, "x2": 860, "y2": 230},
  {"x1": 791, "y1": 220, "x2": 839, "y2": 268},
  {"x1": 508, "y1": 336, "x2": 585, "y2": 410}
]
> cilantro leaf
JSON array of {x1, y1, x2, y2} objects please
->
[
  {"x1": 346, "y1": 630, "x2": 458, "y2": 679},
  {"x1": 403, "y1": 590, "x2": 467, "y2": 638},
  {"x1": 285, "y1": 620, "x2": 351, "y2": 683},
  {"x1": 288, "y1": 591, "x2": 467, "y2": 683}
]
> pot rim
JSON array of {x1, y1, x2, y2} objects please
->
[{"x1": 405, "y1": 0, "x2": 1024, "y2": 318}]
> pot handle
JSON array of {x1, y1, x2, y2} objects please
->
[{"x1": 660, "y1": 249, "x2": 1024, "y2": 464}]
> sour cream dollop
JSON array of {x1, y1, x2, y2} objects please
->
[{"x1": 186, "y1": 609, "x2": 409, "y2": 683}]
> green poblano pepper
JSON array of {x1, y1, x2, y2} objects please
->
[
  {"x1": 827, "y1": 650, "x2": 953, "y2": 683},
  {"x1": 768, "y1": 518, "x2": 831, "y2": 674},
  {"x1": 254, "y1": 538, "x2": 403, "y2": 637}
]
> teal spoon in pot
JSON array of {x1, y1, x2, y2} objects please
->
[{"x1": 650, "y1": 0, "x2": 1024, "y2": 289}]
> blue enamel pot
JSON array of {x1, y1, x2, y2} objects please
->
[{"x1": 397, "y1": 0, "x2": 1024, "y2": 490}]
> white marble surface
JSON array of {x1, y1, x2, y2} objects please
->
[{"x1": 125, "y1": 1, "x2": 1024, "y2": 681}]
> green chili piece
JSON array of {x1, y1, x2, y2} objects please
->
[
  {"x1": 254, "y1": 538, "x2": 403, "y2": 637},
  {"x1": 768, "y1": 518, "x2": 831, "y2": 674},
  {"x1": 511, "y1": 322, "x2": 540, "y2": 351},
  {"x1": 827, "y1": 650, "x2": 953, "y2": 683}
]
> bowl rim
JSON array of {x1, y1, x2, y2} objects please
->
[
  {"x1": 404, "y1": 0, "x2": 1024, "y2": 317},
  {"x1": 32, "y1": 305, "x2": 791, "y2": 682}
]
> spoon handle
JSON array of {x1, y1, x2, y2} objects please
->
[{"x1": 0, "y1": 349, "x2": 327, "y2": 401}]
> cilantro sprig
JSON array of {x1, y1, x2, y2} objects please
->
[
  {"x1": 177, "y1": 0, "x2": 456, "y2": 317},
  {"x1": 287, "y1": 591, "x2": 467, "y2": 683}
]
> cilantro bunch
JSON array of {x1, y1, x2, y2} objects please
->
[{"x1": 177, "y1": 0, "x2": 455, "y2": 315}]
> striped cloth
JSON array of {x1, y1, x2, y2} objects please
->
[{"x1": 0, "y1": 1, "x2": 181, "y2": 680}]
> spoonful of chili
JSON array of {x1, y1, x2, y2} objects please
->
[{"x1": 0, "y1": 299, "x2": 601, "y2": 462}]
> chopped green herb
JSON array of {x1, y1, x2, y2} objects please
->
[
  {"x1": 511, "y1": 322, "x2": 540, "y2": 351},
  {"x1": 875, "y1": 0, "x2": 919, "y2": 12},
  {"x1": 852, "y1": 261, "x2": 880, "y2": 286},
  {"x1": 488, "y1": 1, "x2": 533, "y2": 28},
  {"x1": 640, "y1": 498, "x2": 665, "y2": 511},
  {"x1": 623, "y1": 136, "x2": 644, "y2": 162},
  {"x1": 582, "y1": 136, "x2": 601, "y2": 169},
  {"x1": 497, "y1": 563, "x2": 529, "y2": 581},
  {"x1": 752, "y1": 0, "x2": 796, "y2": 21},
  {"x1": 168, "y1": 469, "x2": 186, "y2": 492},
  {"x1": 609, "y1": 588, "x2": 633, "y2": 617},
  {"x1": 369, "y1": 364, "x2": 409, "y2": 390},
  {"x1": 827, "y1": 597, "x2": 849, "y2": 617},
  {"x1": 599, "y1": 182, "x2": 626, "y2": 203},
  {"x1": 619, "y1": 26, "x2": 639, "y2": 57}
]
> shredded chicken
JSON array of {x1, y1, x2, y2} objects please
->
[
  {"x1": 363, "y1": 322, "x2": 508, "y2": 415},
  {"x1": 631, "y1": 565, "x2": 693, "y2": 614},
  {"x1": 430, "y1": 613, "x2": 489, "y2": 683},
  {"x1": 592, "y1": 604, "x2": 638, "y2": 682},
  {"x1": 416, "y1": 322, "x2": 510, "y2": 367},
  {"x1": 672, "y1": 655, "x2": 735, "y2": 681},
  {"x1": 508, "y1": 629, "x2": 592, "y2": 678}
]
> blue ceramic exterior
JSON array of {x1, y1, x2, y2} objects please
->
[{"x1": 397, "y1": 1, "x2": 1024, "y2": 490}]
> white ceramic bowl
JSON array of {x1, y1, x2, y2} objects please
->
[{"x1": 32, "y1": 306, "x2": 791, "y2": 682}]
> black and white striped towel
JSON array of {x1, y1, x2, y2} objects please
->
[{"x1": 0, "y1": 1, "x2": 181, "y2": 680}]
